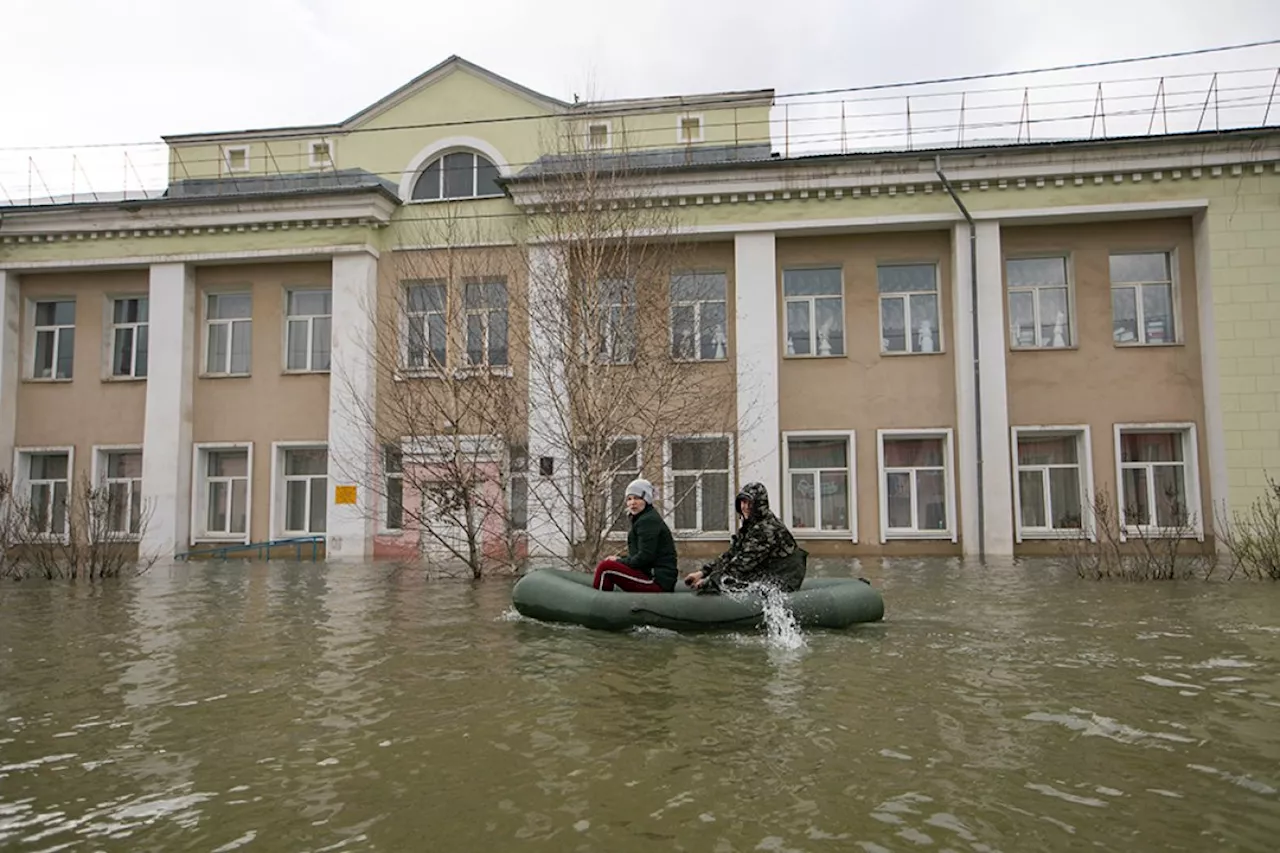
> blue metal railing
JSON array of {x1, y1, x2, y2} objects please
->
[{"x1": 176, "y1": 535, "x2": 325, "y2": 562}]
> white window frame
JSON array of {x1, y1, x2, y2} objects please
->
[
  {"x1": 1110, "y1": 249, "x2": 1180, "y2": 346},
  {"x1": 463, "y1": 278, "x2": 510, "y2": 369},
  {"x1": 585, "y1": 120, "x2": 612, "y2": 150},
  {"x1": 203, "y1": 291, "x2": 253, "y2": 377},
  {"x1": 677, "y1": 113, "x2": 704, "y2": 144},
  {"x1": 191, "y1": 442, "x2": 253, "y2": 544},
  {"x1": 12, "y1": 446, "x2": 75, "y2": 542},
  {"x1": 594, "y1": 278, "x2": 637, "y2": 365},
  {"x1": 1009, "y1": 426, "x2": 1095, "y2": 543},
  {"x1": 104, "y1": 295, "x2": 149, "y2": 380},
  {"x1": 1113, "y1": 423, "x2": 1202, "y2": 541},
  {"x1": 91, "y1": 444, "x2": 144, "y2": 540},
  {"x1": 283, "y1": 288, "x2": 332, "y2": 374},
  {"x1": 223, "y1": 145, "x2": 250, "y2": 173},
  {"x1": 782, "y1": 430, "x2": 857, "y2": 541},
  {"x1": 877, "y1": 428, "x2": 956, "y2": 542},
  {"x1": 508, "y1": 443, "x2": 528, "y2": 533},
  {"x1": 1006, "y1": 255, "x2": 1075, "y2": 350},
  {"x1": 409, "y1": 150, "x2": 504, "y2": 202},
  {"x1": 270, "y1": 442, "x2": 328, "y2": 538},
  {"x1": 308, "y1": 138, "x2": 334, "y2": 168},
  {"x1": 782, "y1": 267, "x2": 845, "y2": 358},
  {"x1": 401, "y1": 280, "x2": 448, "y2": 375},
  {"x1": 662, "y1": 433, "x2": 735, "y2": 540},
  {"x1": 670, "y1": 271, "x2": 729, "y2": 363},
  {"x1": 603, "y1": 435, "x2": 643, "y2": 539},
  {"x1": 381, "y1": 442, "x2": 405, "y2": 534},
  {"x1": 878, "y1": 262, "x2": 943, "y2": 355},
  {"x1": 26, "y1": 297, "x2": 76, "y2": 381}
]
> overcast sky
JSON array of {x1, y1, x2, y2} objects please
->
[{"x1": 3, "y1": 0, "x2": 1280, "y2": 199}]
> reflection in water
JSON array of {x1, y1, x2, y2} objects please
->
[{"x1": 0, "y1": 558, "x2": 1278, "y2": 851}]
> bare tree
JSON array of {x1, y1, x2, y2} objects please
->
[
  {"x1": 514, "y1": 122, "x2": 745, "y2": 568},
  {"x1": 342, "y1": 204, "x2": 527, "y2": 579},
  {"x1": 1059, "y1": 486, "x2": 1216, "y2": 581}
]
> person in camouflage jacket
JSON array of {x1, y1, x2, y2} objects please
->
[{"x1": 684, "y1": 482, "x2": 805, "y2": 593}]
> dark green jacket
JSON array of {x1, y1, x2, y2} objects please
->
[{"x1": 618, "y1": 504, "x2": 678, "y2": 591}]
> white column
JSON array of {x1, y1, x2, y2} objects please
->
[
  {"x1": 326, "y1": 250, "x2": 379, "y2": 561},
  {"x1": 734, "y1": 232, "x2": 780, "y2": 500},
  {"x1": 952, "y1": 222, "x2": 1014, "y2": 556},
  {"x1": 0, "y1": 270, "x2": 19, "y2": 480},
  {"x1": 141, "y1": 262, "x2": 196, "y2": 561},
  {"x1": 526, "y1": 244, "x2": 572, "y2": 558},
  {"x1": 1194, "y1": 211, "x2": 1230, "y2": 548}
]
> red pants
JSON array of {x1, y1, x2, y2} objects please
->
[{"x1": 592, "y1": 559, "x2": 664, "y2": 593}]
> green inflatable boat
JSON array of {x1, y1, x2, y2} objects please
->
[{"x1": 510, "y1": 568, "x2": 885, "y2": 632}]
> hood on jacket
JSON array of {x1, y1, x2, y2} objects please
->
[{"x1": 735, "y1": 481, "x2": 775, "y2": 522}]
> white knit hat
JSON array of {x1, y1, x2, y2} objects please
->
[{"x1": 625, "y1": 478, "x2": 654, "y2": 504}]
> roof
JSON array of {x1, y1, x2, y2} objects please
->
[{"x1": 511, "y1": 143, "x2": 775, "y2": 180}]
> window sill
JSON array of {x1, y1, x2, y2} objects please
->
[
  {"x1": 883, "y1": 530, "x2": 954, "y2": 541},
  {"x1": 1010, "y1": 344, "x2": 1079, "y2": 353},
  {"x1": 781, "y1": 353, "x2": 846, "y2": 361},
  {"x1": 378, "y1": 528, "x2": 405, "y2": 537},
  {"x1": 1018, "y1": 529, "x2": 1089, "y2": 541},
  {"x1": 1113, "y1": 340, "x2": 1183, "y2": 349},
  {"x1": 100, "y1": 534, "x2": 143, "y2": 543},
  {"x1": 103, "y1": 374, "x2": 147, "y2": 383},
  {"x1": 1122, "y1": 527, "x2": 1203, "y2": 540},
  {"x1": 191, "y1": 535, "x2": 250, "y2": 544},
  {"x1": 793, "y1": 530, "x2": 856, "y2": 540},
  {"x1": 22, "y1": 377, "x2": 73, "y2": 384},
  {"x1": 879, "y1": 350, "x2": 945, "y2": 358},
  {"x1": 282, "y1": 369, "x2": 331, "y2": 376},
  {"x1": 671, "y1": 357, "x2": 731, "y2": 365},
  {"x1": 456, "y1": 365, "x2": 514, "y2": 378},
  {"x1": 199, "y1": 372, "x2": 252, "y2": 380},
  {"x1": 404, "y1": 193, "x2": 507, "y2": 205}
]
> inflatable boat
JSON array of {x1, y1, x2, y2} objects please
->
[{"x1": 510, "y1": 568, "x2": 885, "y2": 632}]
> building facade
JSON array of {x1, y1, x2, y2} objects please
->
[{"x1": 3, "y1": 56, "x2": 1279, "y2": 562}]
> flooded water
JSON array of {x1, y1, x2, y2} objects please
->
[{"x1": 1, "y1": 559, "x2": 1278, "y2": 852}]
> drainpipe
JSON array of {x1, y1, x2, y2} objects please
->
[{"x1": 935, "y1": 156, "x2": 985, "y2": 563}]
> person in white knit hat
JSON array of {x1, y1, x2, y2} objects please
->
[{"x1": 591, "y1": 478, "x2": 679, "y2": 592}]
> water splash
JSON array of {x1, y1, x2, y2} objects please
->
[{"x1": 723, "y1": 582, "x2": 808, "y2": 651}]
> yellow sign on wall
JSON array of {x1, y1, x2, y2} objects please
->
[{"x1": 334, "y1": 485, "x2": 357, "y2": 505}]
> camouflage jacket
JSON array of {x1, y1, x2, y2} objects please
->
[{"x1": 702, "y1": 482, "x2": 798, "y2": 591}]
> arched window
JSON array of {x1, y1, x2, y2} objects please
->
[{"x1": 411, "y1": 151, "x2": 502, "y2": 201}]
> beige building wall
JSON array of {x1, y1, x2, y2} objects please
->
[
  {"x1": 1003, "y1": 218, "x2": 1210, "y2": 549},
  {"x1": 15, "y1": 269, "x2": 149, "y2": 485}
]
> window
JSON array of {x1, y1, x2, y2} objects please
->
[
  {"x1": 19, "y1": 450, "x2": 71, "y2": 537},
  {"x1": 678, "y1": 115, "x2": 703, "y2": 144},
  {"x1": 1007, "y1": 257, "x2": 1071, "y2": 349},
  {"x1": 878, "y1": 430, "x2": 954, "y2": 540},
  {"x1": 1116, "y1": 425, "x2": 1199, "y2": 536},
  {"x1": 404, "y1": 282, "x2": 447, "y2": 371},
  {"x1": 110, "y1": 297, "x2": 148, "y2": 378},
  {"x1": 509, "y1": 443, "x2": 528, "y2": 532},
  {"x1": 1012, "y1": 429, "x2": 1089, "y2": 539},
  {"x1": 587, "y1": 122, "x2": 611, "y2": 149},
  {"x1": 465, "y1": 280, "x2": 509, "y2": 367},
  {"x1": 281, "y1": 447, "x2": 327, "y2": 535},
  {"x1": 879, "y1": 264, "x2": 940, "y2": 354},
  {"x1": 1111, "y1": 252, "x2": 1175, "y2": 345},
  {"x1": 605, "y1": 438, "x2": 641, "y2": 533},
  {"x1": 670, "y1": 272, "x2": 728, "y2": 361},
  {"x1": 410, "y1": 151, "x2": 501, "y2": 201},
  {"x1": 667, "y1": 437, "x2": 732, "y2": 536},
  {"x1": 596, "y1": 279, "x2": 636, "y2": 364},
  {"x1": 97, "y1": 448, "x2": 143, "y2": 537},
  {"x1": 31, "y1": 299, "x2": 75, "y2": 379},
  {"x1": 198, "y1": 447, "x2": 249, "y2": 539},
  {"x1": 384, "y1": 444, "x2": 404, "y2": 532},
  {"x1": 309, "y1": 139, "x2": 333, "y2": 168},
  {"x1": 205, "y1": 293, "x2": 252, "y2": 376},
  {"x1": 783, "y1": 268, "x2": 844, "y2": 357},
  {"x1": 223, "y1": 146, "x2": 249, "y2": 172},
  {"x1": 784, "y1": 433, "x2": 855, "y2": 537},
  {"x1": 285, "y1": 290, "x2": 332, "y2": 372}
]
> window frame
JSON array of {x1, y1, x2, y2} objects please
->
[
  {"x1": 782, "y1": 266, "x2": 846, "y2": 359},
  {"x1": 602, "y1": 435, "x2": 643, "y2": 539},
  {"x1": 271, "y1": 442, "x2": 328, "y2": 538},
  {"x1": 222, "y1": 145, "x2": 250, "y2": 173},
  {"x1": 13, "y1": 445, "x2": 75, "y2": 542},
  {"x1": 677, "y1": 113, "x2": 705, "y2": 144},
  {"x1": 401, "y1": 280, "x2": 449, "y2": 376},
  {"x1": 190, "y1": 442, "x2": 253, "y2": 544},
  {"x1": 662, "y1": 433, "x2": 735, "y2": 540},
  {"x1": 877, "y1": 261, "x2": 943, "y2": 356},
  {"x1": 669, "y1": 271, "x2": 729, "y2": 363},
  {"x1": 586, "y1": 120, "x2": 612, "y2": 150},
  {"x1": 27, "y1": 297, "x2": 76, "y2": 381},
  {"x1": 283, "y1": 287, "x2": 332, "y2": 374},
  {"x1": 593, "y1": 278, "x2": 637, "y2": 365},
  {"x1": 508, "y1": 442, "x2": 529, "y2": 533},
  {"x1": 1005, "y1": 255, "x2": 1076, "y2": 350},
  {"x1": 876, "y1": 428, "x2": 957, "y2": 542},
  {"x1": 202, "y1": 291, "x2": 253, "y2": 377},
  {"x1": 381, "y1": 442, "x2": 405, "y2": 534},
  {"x1": 308, "y1": 138, "x2": 334, "y2": 168},
  {"x1": 408, "y1": 150, "x2": 504, "y2": 203},
  {"x1": 462, "y1": 278, "x2": 510, "y2": 370},
  {"x1": 91, "y1": 444, "x2": 144, "y2": 540},
  {"x1": 782, "y1": 430, "x2": 858, "y2": 541},
  {"x1": 1113, "y1": 422, "x2": 1203, "y2": 540},
  {"x1": 1009, "y1": 426, "x2": 1095, "y2": 543},
  {"x1": 104, "y1": 295, "x2": 149, "y2": 380},
  {"x1": 1109, "y1": 249, "x2": 1181, "y2": 347}
]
